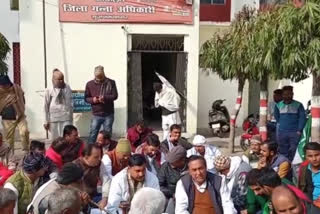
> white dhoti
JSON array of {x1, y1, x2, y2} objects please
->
[
  {"x1": 49, "y1": 120, "x2": 72, "y2": 140},
  {"x1": 162, "y1": 112, "x2": 181, "y2": 140}
]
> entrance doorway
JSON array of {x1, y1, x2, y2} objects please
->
[{"x1": 127, "y1": 51, "x2": 187, "y2": 130}]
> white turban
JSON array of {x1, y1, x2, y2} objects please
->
[{"x1": 192, "y1": 135, "x2": 206, "y2": 146}]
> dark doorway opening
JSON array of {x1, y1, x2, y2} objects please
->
[
  {"x1": 127, "y1": 52, "x2": 187, "y2": 131},
  {"x1": 142, "y1": 53, "x2": 177, "y2": 130}
]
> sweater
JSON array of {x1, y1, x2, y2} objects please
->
[
  {"x1": 274, "y1": 100, "x2": 306, "y2": 132},
  {"x1": 84, "y1": 78, "x2": 118, "y2": 117},
  {"x1": 5, "y1": 170, "x2": 33, "y2": 214}
]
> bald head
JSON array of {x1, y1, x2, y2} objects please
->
[
  {"x1": 271, "y1": 186, "x2": 303, "y2": 214},
  {"x1": 52, "y1": 69, "x2": 65, "y2": 88}
]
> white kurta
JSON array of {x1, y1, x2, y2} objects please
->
[
  {"x1": 106, "y1": 167, "x2": 160, "y2": 214},
  {"x1": 154, "y1": 85, "x2": 181, "y2": 140},
  {"x1": 44, "y1": 84, "x2": 73, "y2": 140},
  {"x1": 187, "y1": 145, "x2": 222, "y2": 174}
]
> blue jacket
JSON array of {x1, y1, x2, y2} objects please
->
[{"x1": 274, "y1": 100, "x2": 306, "y2": 132}]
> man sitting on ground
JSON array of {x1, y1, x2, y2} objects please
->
[
  {"x1": 158, "y1": 146, "x2": 188, "y2": 214},
  {"x1": 259, "y1": 141, "x2": 291, "y2": 178},
  {"x1": 127, "y1": 121, "x2": 153, "y2": 152},
  {"x1": 47, "y1": 188, "x2": 82, "y2": 214},
  {"x1": 73, "y1": 143, "x2": 110, "y2": 210},
  {"x1": 4, "y1": 153, "x2": 49, "y2": 214},
  {"x1": 0, "y1": 187, "x2": 16, "y2": 214},
  {"x1": 135, "y1": 133, "x2": 162, "y2": 176},
  {"x1": 102, "y1": 138, "x2": 132, "y2": 177},
  {"x1": 175, "y1": 155, "x2": 236, "y2": 214},
  {"x1": 27, "y1": 162, "x2": 89, "y2": 214},
  {"x1": 247, "y1": 168, "x2": 290, "y2": 214},
  {"x1": 160, "y1": 124, "x2": 192, "y2": 163},
  {"x1": 272, "y1": 185, "x2": 320, "y2": 214},
  {"x1": 214, "y1": 155, "x2": 251, "y2": 213},
  {"x1": 187, "y1": 135, "x2": 221, "y2": 173},
  {"x1": 60, "y1": 125, "x2": 85, "y2": 164},
  {"x1": 298, "y1": 142, "x2": 320, "y2": 207},
  {"x1": 96, "y1": 130, "x2": 117, "y2": 153},
  {"x1": 242, "y1": 135, "x2": 262, "y2": 168},
  {"x1": 107, "y1": 154, "x2": 160, "y2": 214}
]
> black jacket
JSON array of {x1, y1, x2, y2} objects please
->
[
  {"x1": 298, "y1": 164, "x2": 314, "y2": 200},
  {"x1": 158, "y1": 162, "x2": 187, "y2": 198}
]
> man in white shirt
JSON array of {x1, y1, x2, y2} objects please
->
[
  {"x1": 44, "y1": 69, "x2": 73, "y2": 140},
  {"x1": 153, "y1": 82, "x2": 181, "y2": 140},
  {"x1": 175, "y1": 155, "x2": 237, "y2": 214},
  {"x1": 187, "y1": 135, "x2": 221, "y2": 173}
]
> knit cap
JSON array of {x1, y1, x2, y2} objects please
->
[
  {"x1": 214, "y1": 155, "x2": 231, "y2": 171},
  {"x1": 250, "y1": 135, "x2": 262, "y2": 144},
  {"x1": 116, "y1": 138, "x2": 132, "y2": 153}
]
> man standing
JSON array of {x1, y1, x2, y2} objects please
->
[
  {"x1": 0, "y1": 74, "x2": 29, "y2": 153},
  {"x1": 153, "y1": 82, "x2": 181, "y2": 140},
  {"x1": 85, "y1": 65, "x2": 118, "y2": 143},
  {"x1": 44, "y1": 69, "x2": 73, "y2": 140},
  {"x1": 274, "y1": 85, "x2": 306, "y2": 161},
  {"x1": 267, "y1": 89, "x2": 282, "y2": 143},
  {"x1": 107, "y1": 154, "x2": 160, "y2": 214},
  {"x1": 175, "y1": 155, "x2": 236, "y2": 214}
]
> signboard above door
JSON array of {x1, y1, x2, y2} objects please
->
[{"x1": 59, "y1": 0, "x2": 193, "y2": 24}]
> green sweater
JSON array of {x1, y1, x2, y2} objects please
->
[
  {"x1": 247, "y1": 178, "x2": 292, "y2": 214},
  {"x1": 6, "y1": 170, "x2": 33, "y2": 214}
]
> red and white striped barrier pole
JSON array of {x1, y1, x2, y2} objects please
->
[
  {"x1": 311, "y1": 96, "x2": 320, "y2": 142},
  {"x1": 259, "y1": 91, "x2": 268, "y2": 142},
  {"x1": 230, "y1": 93, "x2": 242, "y2": 126}
]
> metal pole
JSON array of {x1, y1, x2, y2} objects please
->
[
  {"x1": 42, "y1": 0, "x2": 48, "y2": 88},
  {"x1": 42, "y1": 0, "x2": 49, "y2": 139}
]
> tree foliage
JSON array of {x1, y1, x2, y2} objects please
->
[{"x1": 0, "y1": 32, "x2": 10, "y2": 74}]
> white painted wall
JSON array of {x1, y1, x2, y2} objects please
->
[
  {"x1": 268, "y1": 77, "x2": 312, "y2": 109},
  {"x1": 20, "y1": 0, "x2": 200, "y2": 138},
  {"x1": 0, "y1": 0, "x2": 19, "y2": 80}
]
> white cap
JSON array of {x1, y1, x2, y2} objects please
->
[{"x1": 192, "y1": 135, "x2": 206, "y2": 146}]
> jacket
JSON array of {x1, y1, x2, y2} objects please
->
[
  {"x1": 102, "y1": 149, "x2": 129, "y2": 178},
  {"x1": 27, "y1": 179, "x2": 61, "y2": 214},
  {"x1": 175, "y1": 172, "x2": 237, "y2": 214},
  {"x1": 60, "y1": 139, "x2": 84, "y2": 164},
  {"x1": 269, "y1": 154, "x2": 291, "y2": 179},
  {"x1": 187, "y1": 145, "x2": 221, "y2": 174},
  {"x1": 46, "y1": 147, "x2": 63, "y2": 170},
  {"x1": 73, "y1": 158, "x2": 111, "y2": 198},
  {"x1": 158, "y1": 162, "x2": 187, "y2": 198},
  {"x1": 84, "y1": 78, "x2": 118, "y2": 116},
  {"x1": 298, "y1": 164, "x2": 314, "y2": 200},
  {"x1": 221, "y1": 156, "x2": 252, "y2": 212},
  {"x1": 274, "y1": 100, "x2": 306, "y2": 132},
  {"x1": 106, "y1": 167, "x2": 160, "y2": 214},
  {"x1": 127, "y1": 126, "x2": 153, "y2": 152},
  {"x1": 4, "y1": 170, "x2": 33, "y2": 214}
]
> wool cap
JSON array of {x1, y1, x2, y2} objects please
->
[
  {"x1": 116, "y1": 138, "x2": 132, "y2": 153},
  {"x1": 23, "y1": 152, "x2": 49, "y2": 173},
  {"x1": 192, "y1": 135, "x2": 206, "y2": 146},
  {"x1": 166, "y1": 145, "x2": 186, "y2": 163},
  {"x1": 56, "y1": 163, "x2": 84, "y2": 185},
  {"x1": 214, "y1": 155, "x2": 231, "y2": 171}
]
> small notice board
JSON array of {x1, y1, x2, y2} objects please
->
[{"x1": 72, "y1": 90, "x2": 91, "y2": 113}]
